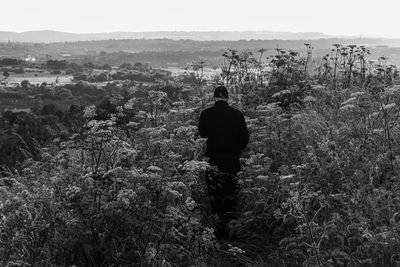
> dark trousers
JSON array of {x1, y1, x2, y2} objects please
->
[{"x1": 206, "y1": 157, "x2": 240, "y2": 237}]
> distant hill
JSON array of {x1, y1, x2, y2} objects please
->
[
  {"x1": 2, "y1": 38, "x2": 400, "y2": 57},
  {"x1": 2, "y1": 35, "x2": 400, "y2": 66},
  {"x1": 0, "y1": 30, "x2": 341, "y2": 43}
]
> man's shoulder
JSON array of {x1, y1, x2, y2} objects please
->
[
  {"x1": 200, "y1": 105, "x2": 214, "y2": 114},
  {"x1": 229, "y1": 105, "x2": 243, "y2": 112},
  {"x1": 201, "y1": 104, "x2": 243, "y2": 114},
  {"x1": 227, "y1": 105, "x2": 245, "y2": 117}
]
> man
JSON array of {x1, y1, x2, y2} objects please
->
[{"x1": 198, "y1": 85, "x2": 249, "y2": 238}]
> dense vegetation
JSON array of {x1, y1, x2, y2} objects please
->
[
  {"x1": 2, "y1": 44, "x2": 400, "y2": 266},
  {"x1": 0, "y1": 59, "x2": 177, "y2": 112}
]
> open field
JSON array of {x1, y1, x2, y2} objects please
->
[
  {"x1": 5, "y1": 73, "x2": 73, "y2": 85},
  {"x1": 162, "y1": 66, "x2": 221, "y2": 78}
]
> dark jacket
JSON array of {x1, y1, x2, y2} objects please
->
[{"x1": 198, "y1": 101, "x2": 249, "y2": 159}]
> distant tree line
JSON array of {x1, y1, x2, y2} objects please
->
[{"x1": 75, "y1": 50, "x2": 224, "y2": 66}]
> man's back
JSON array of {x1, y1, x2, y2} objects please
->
[
  {"x1": 199, "y1": 86, "x2": 249, "y2": 239},
  {"x1": 198, "y1": 101, "x2": 249, "y2": 159}
]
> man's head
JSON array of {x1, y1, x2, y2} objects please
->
[{"x1": 213, "y1": 85, "x2": 229, "y2": 102}]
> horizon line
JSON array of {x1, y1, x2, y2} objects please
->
[{"x1": 1, "y1": 29, "x2": 399, "y2": 41}]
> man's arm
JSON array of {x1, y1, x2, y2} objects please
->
[
  {"x1": 238, "y1": 112, "x2": 249, "y2": 152},
  {"x1": 198, "y1": 111, "x2": 207, "y2": 138}
]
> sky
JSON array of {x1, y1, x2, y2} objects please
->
[{"x1": 1, "y1": 0, "x2": 400, "y2": 38}]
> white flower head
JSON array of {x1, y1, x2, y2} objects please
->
[{"x1": 83, "y1": 105, "x2": 96, "y2": 119}]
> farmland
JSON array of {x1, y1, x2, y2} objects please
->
[{"x1": 6, "y1": 73, "x2": 73, "y2": 85}]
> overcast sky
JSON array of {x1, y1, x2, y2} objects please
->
[{"x1": 1, "y1": 0, "x2": 399, "y2": 38}]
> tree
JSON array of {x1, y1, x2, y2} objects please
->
[
  {"x1": 2, "y1": 71, "x2": 9, "y2": 79},
  {"x1": 133, "y1": 62, "x2": 144, "y2": 70},
  {"x1": 14, "y1": 67, "x2": 24, "y2": 74},
  {"x1": 20, "y1": 80, "x2": 30, "y2": 89},
  {"x1": 96, "y1": 98, "x2": 117, "y2": 120},
  {"x1": 100, "y1": 64, "x2": 111, "y2": 71},
  {"x1": 120, "y1": 63, "x2": 132, "y2": 69},
  {"x1": 0, "y1": 58, "x2": 21, "y2": 66},
  {"x1": 83, "y1": 62, "x2": 95, "y2": 69},
  {"x1": 57, "y1": 88, "x2": 72, "y2": 98},
  {"x1": 41, "y1": 103, "x2": 57, "y2": 115},
  {"x1": 31, "y1": 99, "x2": 43, "y2": 115},
  {"x1": 46, "y1": 60, "x2": 67, "y2": 70}
]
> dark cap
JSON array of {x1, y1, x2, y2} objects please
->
[{"x1": 214, "y1": 86, "x2": 229, "y2": 98}]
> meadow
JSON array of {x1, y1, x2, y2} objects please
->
[{"x1": 6, "y1": 74, "x2": 73, "y2": 86}]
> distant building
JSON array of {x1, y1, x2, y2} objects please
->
[
  {"x1": 376, "y1": 45, "x2": 390, "y2": 49},
  {"x1": 24, "y1": 55, "x2": 36, "y2": 62}
]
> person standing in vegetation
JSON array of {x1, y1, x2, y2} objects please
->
[{"x1": 198, "y1": 85, "x2": 249, "y2": 239}]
